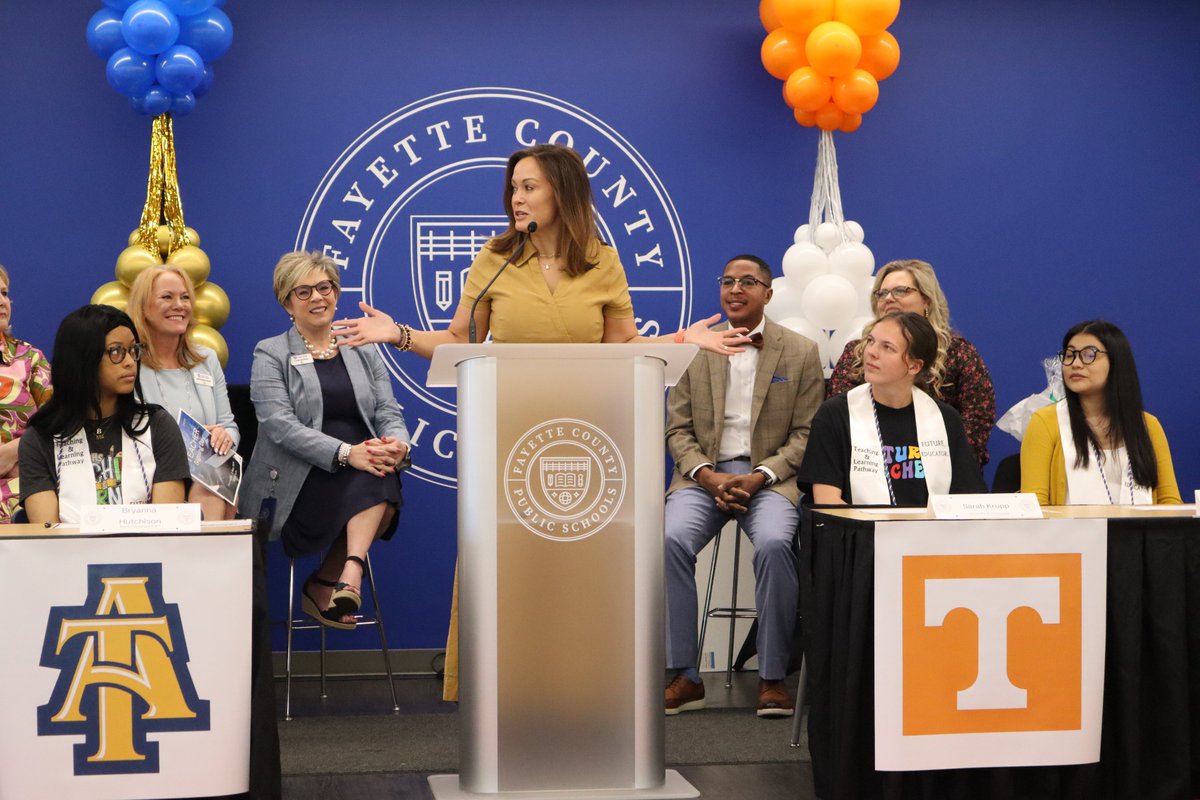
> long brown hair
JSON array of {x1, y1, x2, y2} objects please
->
[{"x1": 488, "y1": 144, "x2": 599, "y2": 277}]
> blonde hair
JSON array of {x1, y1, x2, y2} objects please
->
[
  {"x1": 849, "y1": 259, "x2": 951, "y2": 396},
  {"x1": 127, "y1": 265, "x2": 204, "y2": 371},
  {"x1": 0, "y1": 263, "x2": 9, "y2": 287},
  {"x1": 272, "y1": 251, "x2": 340, "y2": 307}
]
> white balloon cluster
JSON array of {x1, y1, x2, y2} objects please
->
[{"x1": 764, "y1": 219, "x2": 877, "y2": 376}]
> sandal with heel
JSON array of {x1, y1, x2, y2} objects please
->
[
  {"x1": 330, "y1": 554, "x2": 365, "y2": 616},
  {"x1": 302, "y1": 574, "x2": 357, "y2": 631}
]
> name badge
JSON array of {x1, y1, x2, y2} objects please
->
[
  {"x1": 193, "y1": 370, "x2": 214, "y2": 387},
  {"x1": 290, "y1": 353, "x2": 314, "y2": 366},
  {"x1": 928, "y1": 493, "x2": 1043, "y2": 520},
  {"x1": 79, "y1": 503, "x2": 203, "y2": 534}
]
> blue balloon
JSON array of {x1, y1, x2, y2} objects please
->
[
  {"x1": 106, "y1": 47, "x2": 156, "y2": 97},
  {"x1": 165, "y1": 0, "x2": 215, "y2": 15},
  {"x1": 143, "y1": 84, "x2": 173, "y2": 115},
  {"x1": 171, "y1": 91, "x2": 196, "y2": 117},
  {"x1": 178, "y1": 7, "x2": 232, "y2": 62},
  {"x1": 122, "y1": 0, "x2": 180, "y2": 56},
  {"x1": 155, "y1": 44, "x2": 204, "y2": 94},
  {"x1": 192, "y1": 63, "x2": 214, "y2": 98},
  {"x1": 86, "y1": 8, "x2": 126, "y2": 60}
]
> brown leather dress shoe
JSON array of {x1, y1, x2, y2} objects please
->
[
  {"x1": 757, "y1": 678, "x2": 794, "y2": 718},
  {"x1": 665, "y1": 674, "x2": 706, "y2": 715}
]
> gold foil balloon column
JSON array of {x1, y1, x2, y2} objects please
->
[{"x1": 91, "y1": 113, "x2": 232, "y2": 365}]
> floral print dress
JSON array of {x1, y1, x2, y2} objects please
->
[{"x1": 0, "y1": 337, "x2": 52, "y2": 521}]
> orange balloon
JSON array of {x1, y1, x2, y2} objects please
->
[
  {"x1": 832, "y1": 69, "x2": 879, "y2": 114},
  {"x1": 761, "y1": 28, "x2": 809, "y2": 80},
  {"x1": 833, "y1": 0, "x2": 900, "y2": 36},
  {"x1": 775, "y1": 0, "x2": 834, "y2": 36},
  {"x1": 814, "y1": 102, "x2": 846, "y2": 131},
  {"x1": 794, "y1": 107, "x2": 818, "y2": 128},
  {"x1": 785, "y1": 67, "x2": 834, "y2": 113},
  {"x1": 857, "y1": 30, "x2": 900, "y2": 80},
  {"x1": 839, "y1": 113, "x2": 863, "y2": 133},
  {"x1": 760, "y1": 0, "x2": 782, "y2": 32},
  {"x1": 806, "y1": 21, "x2": 863, "y2": 77}
]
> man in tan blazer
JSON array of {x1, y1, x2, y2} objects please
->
[{"x1": 664, "y1": 254, "x2": 824, "y2": 717}]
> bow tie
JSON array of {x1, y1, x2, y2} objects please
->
[{"x1": 748, "y1": 332, "x2": 764, "y2": 350}]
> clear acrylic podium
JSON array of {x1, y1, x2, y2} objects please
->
[{"x1": 427, "y1": 344, "x2": 699, "y2": 800}]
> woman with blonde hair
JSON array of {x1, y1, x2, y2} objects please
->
[
  {"x1": 829, "y1": 259, "x2": 995, "y2": 465},
  {"x1": 128, "y1": 264, "x2": 239, "y2": 520}
]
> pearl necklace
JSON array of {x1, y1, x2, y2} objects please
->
[{"x1": 298, "y1": 328, "x2": 338, "y2": 359}]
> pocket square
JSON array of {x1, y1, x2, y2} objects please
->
[{"x1": 770, "y1": 374, "x2": 789, "y2": 384}]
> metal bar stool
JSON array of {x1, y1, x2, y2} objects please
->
[
  {"x1": 697, "y1": 522, "x2": 758, "y2": 688},
  {"x1": 283, "y1": 551, "x2": 399, "y2": 720}
]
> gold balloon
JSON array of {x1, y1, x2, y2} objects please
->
[
  {"x1": 167, "y1": 244, "x2": 211, "y2": 287},
  {"x1": 156, "y1": 224, "x2": 174, "y2": 254},
  {"x1": 193, "y1": 281, "x2": 230, "y2": 328},
  {"x1": 182, "y1": 226, "x2": 200, "y2": 247},
  {"x1": 189, "y1": 324, "x2": 228, "y2": 367},
  {"x1": 91, "y1": 280, "x2": 131, "y2": 311},
  {"x1": 127, "y1": 229, "x2": 140, "y2": 247},
  {"x1": 115, "y1": 245, "x2": 163, "y2": 287}
]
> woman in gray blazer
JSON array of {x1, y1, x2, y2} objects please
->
[
  {"x1": 129, "y1": 265, "x2": 239, "y2": 521},
  {"x1": 239, "y1": 251, "x2": 411, "y2": 630}
]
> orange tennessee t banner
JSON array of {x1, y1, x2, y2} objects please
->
[{"x1": 873, "y1": 519, "x2": 1107, "y2": 770}]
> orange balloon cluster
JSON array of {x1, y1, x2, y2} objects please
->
[{"x1": 760, "y1": 0, "x2": 901, "y2": 132}]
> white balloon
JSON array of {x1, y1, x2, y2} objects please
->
[
  {"x1": 764, "y1": 276, "x2": 805, "y2": 321},
  {"x1": 781, "y1": 242, "x2": 829, "y2": 292},
  {"x1": 801, "y1": 274, "x2": 859, "y2": 330},
  {"x1": 775, "y1": 316, "x2": 824, "y2": 348},
  {"x1": 858, "y1": 274, "x2": 877, "y2": 315},
  {"x1": 829, "y1": 314, "x2": 875, "y2": 363},
  {"x1": 828, "y1": 242, "x2": 875, "y2": 281},
  {"x1": 814, "y1": 221, "x2": 841, "y2": 253},
  {"x1": 843, "y1": 219, "x2": 865, "y2": 243},
  {"x1": 793, "y1": 223, "x2": 812, "y2": 245}
]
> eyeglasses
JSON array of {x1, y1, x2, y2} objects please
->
[
  {"x1": 718, "y1": 276, "x2": 769, "y2": 290},
  {"x1": 1059, "y1": 346, "x2": 1106, "y2": 366},
  {"x1": 104, "y1": 342, "x2": 144, "y2": 364},
  {"x1": 872, "y1": 286, "x2": 921, "y2": 301},
  {"x1": 290, "y1": 280, "x2": 336, "y2": 301}
]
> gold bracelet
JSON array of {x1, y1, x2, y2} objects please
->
[{"x1": 392, "y1": 322, "x2": 414, "y2": 352}]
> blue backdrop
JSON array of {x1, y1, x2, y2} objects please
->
[{"x1": 2, "y1": 1, "x2": 1197, "y2": 650}]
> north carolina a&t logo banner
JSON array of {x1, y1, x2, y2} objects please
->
[{"x1": 37, "y1": 563, "x2": 210, "y2": 775}]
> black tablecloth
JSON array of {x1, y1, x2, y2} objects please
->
[{"x1": 799, "y1": 508, "x2": 1200, "y2": 800}]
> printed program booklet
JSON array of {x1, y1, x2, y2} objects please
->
[{"x1": 177, "y1": 409, "x2": 243, "y2": 508}]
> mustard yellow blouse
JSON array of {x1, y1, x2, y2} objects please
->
[{"x1": 459, "y1": 240, "x2": 634, "y2": 343}]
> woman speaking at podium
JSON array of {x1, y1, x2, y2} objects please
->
[
  {"x1": 1020, "y1": 320, "x2": 1180, "y2": 505},
  {"x1": 334, "y1": 143, "x2": 749, "y2": 700}
]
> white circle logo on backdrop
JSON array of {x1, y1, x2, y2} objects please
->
[
  {"x1": 502, "y1": 419, "x2": 626, "y2": 542},
  {"x1": 298, "y1": 87, "x2": 691, "y2": 488}
]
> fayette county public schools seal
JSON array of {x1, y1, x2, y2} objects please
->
[
  {"x1": 503, "y1": 419, "x2": 626, "y2": 542},
  {"x1": 296, "y1": 87, "x2": 691, "y2": 488}
]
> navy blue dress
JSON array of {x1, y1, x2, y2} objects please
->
[{"x1": 280, "y1": 354, "x2": 401, "y2": 557}]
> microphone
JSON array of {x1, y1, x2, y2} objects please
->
[{"x1": 468, "y1": 220, "x2": 536, "y2": 344}]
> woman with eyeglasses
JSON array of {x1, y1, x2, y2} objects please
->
[
  {"x1": 0, "y1": 263, "x2": 53, "y2": 522},
  {"x1": 19, "y1": 305, "x2": 189, "y2": 523},
  {"x1": 799, "y1": 311, "x2": 985, "y2": 506},
  {"x1": 127, "y1": 265, "x2": 239, "y2": 521},
  {"x1": 1020, "y1": 320, "x2": 1179, "y2": 505},
  {"x1": 829, "y1": 259, "x2": 995, "y2": 466},
  {"x1": 239, "y1": 251, "x2": 411, "y2": 629}
]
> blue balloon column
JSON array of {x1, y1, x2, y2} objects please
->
[{"x1": 87, "y1": 0, "x2": 232, "y2": 116}]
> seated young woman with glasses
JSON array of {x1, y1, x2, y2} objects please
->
[
  {"x1": 1020, "y1": 320, "x2": 1180, "y2": 505},
  {"x1": 19, "y1": 305, "x2": 190, "y2": 523},
  {"x1": 829, "y1": 259, "x2": 995, "y2": 467}
]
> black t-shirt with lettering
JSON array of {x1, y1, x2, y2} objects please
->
[{"x1": 797, "y1": 392, "x2": 986, "y2": 505}]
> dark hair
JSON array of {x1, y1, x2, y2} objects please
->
[
  {"x1": 29, "y1": 305, "x2": 151, "y2": 441},
  {"x1": 1061, "y1": 320, "x2": 1157, "y2": 487},
  {"x1": 867, "y1": 311, "x2": 938, "y2": 392},
  {"x1": 725, "y1": 254, "x2": 772, "y2": 284},
  {"x1": 489, "y1": 144, "x2": 599, "y2": 277}
]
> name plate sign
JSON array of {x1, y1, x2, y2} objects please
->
[
  {"x1": 929, "y1": 493, "x2": 1043, "y2": 520},
  {"x1": 79, "y1": 503, "x2": 202, "y2": 534}
]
